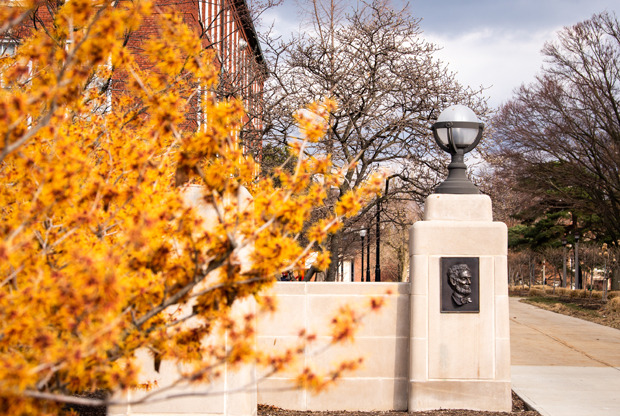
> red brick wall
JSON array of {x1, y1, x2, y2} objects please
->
[{"x1": 6, "y1": 0, "x2": 265, "y2": 142}]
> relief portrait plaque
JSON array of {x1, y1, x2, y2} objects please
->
[{"x1": 441, "y1": 257, "x2": 480, "y2": 313}]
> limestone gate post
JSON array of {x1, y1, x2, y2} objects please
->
[{"x1": 408, "y1": 194, "x2": 511, "y2": 412}]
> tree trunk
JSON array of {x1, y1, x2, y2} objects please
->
[
  {"x1": 326, "y1": 231, "x2": 341, "y2": 281},
  {"x1": 612, "y1": 268, "x2": 620, "y2": 291},
  {"x1": 398, "y1": 245, "x2": 407, "y2": 282}
]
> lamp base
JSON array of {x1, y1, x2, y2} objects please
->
[
  {"x1": 434, "y1": 178, "x2": 480, "y2": 194},
  {"x1": 434, "y1": 151, "x2": 480, "y2": 195}
]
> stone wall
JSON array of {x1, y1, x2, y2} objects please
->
[
  {"x1": 108, "y1": 298, "x2": 257, "y2": 416},
  {"x1": 257, "y1": 282, "x2": 410, "y2": 411},
  {"x1": 107, "y1": 282, "x2": 410, "y2": 416}
]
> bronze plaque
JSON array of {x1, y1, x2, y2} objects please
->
[{"x1": 441, "y1": 257, "x2": 479, "y2": 313}]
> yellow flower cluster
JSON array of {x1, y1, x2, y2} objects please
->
[{"x1": 0, "y1": 1, "x2": 383, "y2": 413}]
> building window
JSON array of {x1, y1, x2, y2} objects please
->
[{"x1": 0, "y1": 42, "x2": 16, "y2": 57}]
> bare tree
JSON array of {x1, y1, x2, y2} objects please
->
[
  {"x1": 488, "y1": 11, "x2": 620, "y2": 241},
  {"x1": 477, "y1": 161, "x2": 532, "y2": 226},
  {"x1": 526, "y1": 250, "x2": 540, "y2": 287},
  {"x1": 378, "y1": 198, "x2": 422, "y2": 282},
  {"x1": 608, "y1": 241, "x2": 620, "y2": 291},
  {"x1": 508, "y1": 249, "x2": 531, "y2": 288},
  {"x1": 541, "y1": 246, "x2": 564, "y2": 293},
  {"x1": 572, "y1": 241, "x2": 603, "y2": 293},
  {"x1": 260, "y1": 0, "x2": 489, "y2": 280}
]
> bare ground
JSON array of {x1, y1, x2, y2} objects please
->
[{"x1": 258, "y1": 391, "x2": 539, "y2": 416}]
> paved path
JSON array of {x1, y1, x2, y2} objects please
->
[{"x1": 510, "y1": 298, "x2": 620, "y2": 416}]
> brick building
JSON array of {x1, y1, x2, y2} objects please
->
[
  {"x1": 2, "y1": 0, "x2": 266, "y2": 145},
  {"x1": 126, "y1": 0, "x2": 267, "y2": 138},
  {"x1": 126, "y1": 0, "x2": 266, "y2": 132}
]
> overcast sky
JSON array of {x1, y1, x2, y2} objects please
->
[{"x1": 258, "y1": 0, "x2": 618, "y2": 109}]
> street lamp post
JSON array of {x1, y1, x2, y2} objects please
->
[
  {"x1": 360, "y1": 229, "x2": 366, "y2": 283},
  {"x1": 366, "y1": 229, "x2": 371, "y2": 282},
  {"x1": 562, "y1": 238, "x2": 567, "y2": 288},
  {"x1": 374, "y1": 176, "x2": 393, "y2": 283},
  {"x1": 431, "y1": 105, "x2": 484, "y2": 194},
  {"x1": 602, "y1": 244, "x2": 609, "y2": 301},
  {"x1": 575, "y1": 232, "x2": 581, "y2": 289},
  {"x1": 375, "y1": 202, "x2": 381, "y2": 282}
]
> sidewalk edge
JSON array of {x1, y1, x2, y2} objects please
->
[{"x1": 512, "y1": 387, "x2": 549, "y2": 416}]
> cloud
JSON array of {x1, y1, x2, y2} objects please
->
[
  {"x1": 425, "y1": 27, "x2": 561, "y2": 108},
  {"x1": 255, "y1": 0, "x2": 616, "y2": 108},
  {"x1": 256, "y1": 4, "x2": 303, "y2": 40},
  {"x1": 410, "y1": 0, "x2": 612, "y2": 36}
]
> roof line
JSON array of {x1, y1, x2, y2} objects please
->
[{"x1": 235, "y1": 0, "x2": 266, "y2": 67}]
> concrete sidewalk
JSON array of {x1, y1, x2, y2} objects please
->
[{"x1": 510, "y1": 298, "x2": 620, "y2": 416}]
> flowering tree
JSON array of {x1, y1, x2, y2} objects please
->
[{"x1": 0, "y1": 0, "x2": 383, "y2": 413}]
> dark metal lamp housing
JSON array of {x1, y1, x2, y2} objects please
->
[{"x1": 431, "y1": 105, "x2": 484, "y2": 194}]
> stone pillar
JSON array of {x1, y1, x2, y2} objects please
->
[{"x1": 408, "y1": 194, "x2": 511, "y2": 412}]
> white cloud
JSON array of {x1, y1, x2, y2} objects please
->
[
  {"x1": 258, "y1": 8, "x2": 303, "y2": 40},
  {"x1": 256, "y1": 0, "x2": 612, "y2": 109},
  {"x1": 425, "y1": 27, "x2": 562, "y2": 109}
]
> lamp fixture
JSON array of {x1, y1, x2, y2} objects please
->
[{"x1": 431, "y1": 105, "x2": 484, "y2": 194}]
